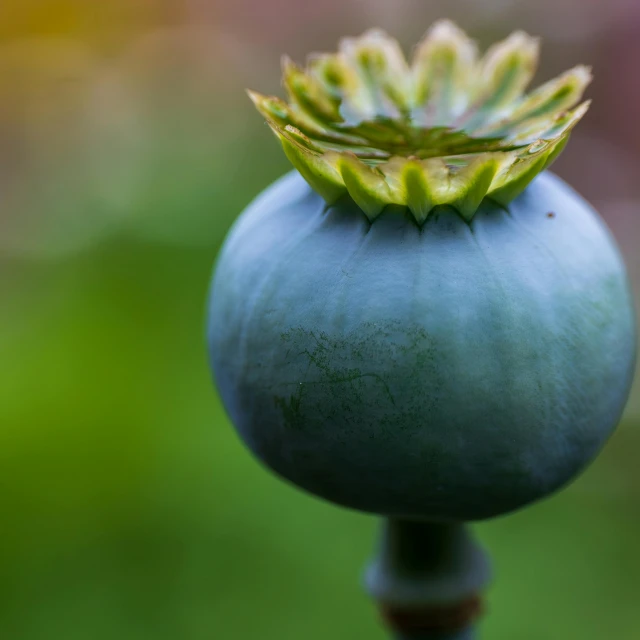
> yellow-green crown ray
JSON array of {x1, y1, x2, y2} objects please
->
[{"x1": 249, "y1": 20, "x2": 591, "y2": 223}]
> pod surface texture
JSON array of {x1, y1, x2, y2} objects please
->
[{"x1": 208, "y1": 171, "x2": 636, "y2": 521}]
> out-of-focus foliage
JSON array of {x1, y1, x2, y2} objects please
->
[{"x1": 0, "y1": 1, "x2": 638, "y2": 639}]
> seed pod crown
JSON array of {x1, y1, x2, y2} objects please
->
[{"x1": 249, "y1": 20, "x2": 591, "y2": 223}]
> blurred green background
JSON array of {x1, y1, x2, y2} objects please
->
[{"x1": 1, "y1": 1, "x2": 639, "y2": 639}]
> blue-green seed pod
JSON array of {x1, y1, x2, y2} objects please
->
[{"x1": 207, "y1": 24, "x2": 636, "y2": 522}]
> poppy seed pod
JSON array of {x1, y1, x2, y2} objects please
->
[{"x1": 207, "y1": 22, "x2": 636, "y2": 522}]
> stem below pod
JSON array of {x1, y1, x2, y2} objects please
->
[{"x1": 365, "y1": 519, "x2": 491, "y2": 639}]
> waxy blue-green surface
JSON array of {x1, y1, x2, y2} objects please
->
[{"x1": 208, "y1": 171, "x2": 636, "y2": 521}]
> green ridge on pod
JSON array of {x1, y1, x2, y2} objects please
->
[{"x1": 248, "y1": 20, "x2": 591, "y2": 223}]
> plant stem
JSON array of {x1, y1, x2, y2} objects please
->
[
  {"x1": 365, "y1": 519, "x2": 491, "y2": 639},
  {"x1": 394, "y1": 630, "x2": 476, "y2": 640}
]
